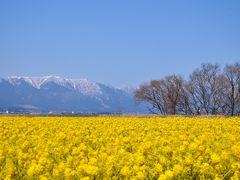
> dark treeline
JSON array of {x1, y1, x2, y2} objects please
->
[{"x1": 135, "y1": 63, "x2": 240, "y2": 116}]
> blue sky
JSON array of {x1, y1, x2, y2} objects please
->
[{"x1": 0, "y1": 1, "x2": 240, "y2": 87}]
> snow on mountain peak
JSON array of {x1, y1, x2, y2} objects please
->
[
  {"x1": 0, "y1": 76, "x2": 146, "y2": 114},
  {"x1": 72, "y1": 79, "x2": 102, "y2": 95},
  {"x1": 5, "y1": 76, "x2": 103, "y2": 95},
  {"x1": 116, "y1": 85, "x2": 135, "y2": 94},
  {"x1": 7, "y1": 76, "x2": 27, "y2": 86},
  {"x1": 22, "y1": 77, "x2": 45, "y2": 89},
  {"x1": 40, "y1": 76, "x2": 73, "y2": 89}
]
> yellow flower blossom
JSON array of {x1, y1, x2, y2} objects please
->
[
  {"x1": 165, "y1": 170, "x2": 174, "y2": 179},
  {"x1": 120, "y1": 166, "x2": 131, "y2": 176},
  {"x1": 173, "y1": 164, "x2": 183, "y2": 175},
  {"x1": 0, "y1": 116, "x2": 240, "y2": 179},
  {"x1": 155, "y1": 163, "x2": 163, "y2": 173},
  {"x1": 211, "y1": 153, "x2": 220, "y2": 164}
]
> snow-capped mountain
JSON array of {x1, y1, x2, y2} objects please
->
[{"x1": 0, "y1": 76, "x2": 146, "y2": 114}]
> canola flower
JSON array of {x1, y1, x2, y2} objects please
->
[{"x1": 0, "y1": 116, "x2": 240, "y2": 179}]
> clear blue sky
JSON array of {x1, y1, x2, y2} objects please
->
[{"x1": 0, "y1": 1, "x2": 240, "y2": 87}]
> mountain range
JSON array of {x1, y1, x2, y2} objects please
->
[{"x1": 0, "y1": 76, "x2": 147, "y2": 114}]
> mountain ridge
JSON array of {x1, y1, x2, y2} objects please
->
[{"x1": 0, "y1": 76, "x2": 146, "y2": 114}]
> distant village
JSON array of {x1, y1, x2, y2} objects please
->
[{"x1": 0, "y1": 107, "x2": 122, "y2": 116}]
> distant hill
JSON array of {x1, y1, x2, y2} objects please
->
[{"x1": 0, "y1": 76, "x2": 147, "y2": 114}]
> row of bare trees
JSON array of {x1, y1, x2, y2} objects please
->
[{"x1": 135, "y1": 63, "x2": 240, "y2": 115}]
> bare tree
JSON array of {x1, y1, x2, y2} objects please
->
[
  {"x1": 188, "y1": 63, "x2": 224, "y2": 115},
  {"x1": 135, "y1": 75, "x2": 185, "y2": 115},
  {"x1": 224, "y1": 63, "x2": 240, "y2": 115},
  {"x1": 213, "y1": 74, "x2": 229, "y2": 115},
  {"x1": 135, "y1": 80, "x2": 166, "y2": 114},
  {"x1": 180, "y1": 82, "x2": 196, "y2": 115},
  {"x1": 135, "y1": 62, "x2": 240, "y2": 116},
  {"x1": 162, "y1": 75, "x2": 185, "y2": 115}
]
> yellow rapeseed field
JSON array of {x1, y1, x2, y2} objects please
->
[{"x1": 0, "y1": 116, "x2": 240, "y2": 179}]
